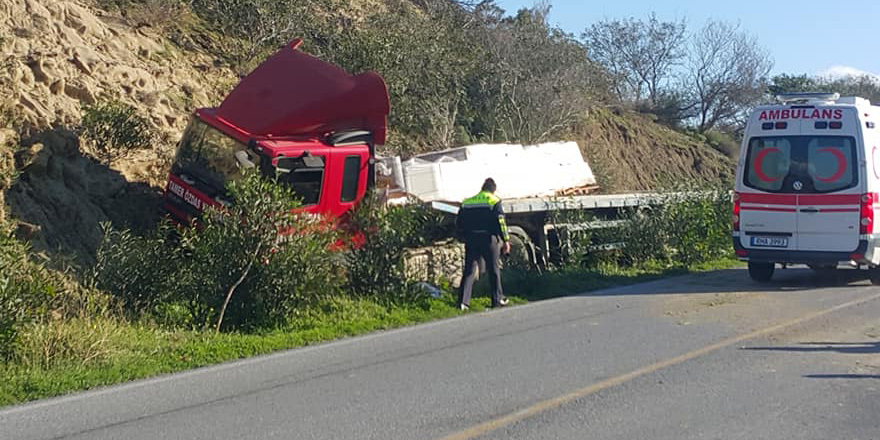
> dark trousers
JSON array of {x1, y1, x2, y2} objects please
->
[{"x1": 459, "y1": 234, "x2": 504, "y2": 307}]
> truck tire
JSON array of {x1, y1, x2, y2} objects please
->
[
  {"x1": 748, "y1": 262, "x2": 775, "y2": 282},
  {"x1": 507, "y1": 226, "x2": 540, "y2": 272}
]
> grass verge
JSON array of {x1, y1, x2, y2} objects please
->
[{"x1": 0, "y1": 257, "x2": 741, "y2": 407}]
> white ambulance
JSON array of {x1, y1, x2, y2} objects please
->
[{"x1": 734, "y1": 92, "x2": 880, "y2": 282}]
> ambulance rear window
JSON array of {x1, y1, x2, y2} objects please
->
[
  {"x1": 807, "y1": 138, "x2": 856, "y2": 192},
  {"x1": 744, "y1": 136, "x2": 857, "y2": 194},
  {"x1": 745, "y1": 138, "x2": 791, "y2": 192}
]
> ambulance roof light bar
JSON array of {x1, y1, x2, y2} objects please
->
[{"x1": 775, "y1": 92, "x2": 840, "y2": 104}]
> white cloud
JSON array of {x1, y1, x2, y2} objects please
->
[{"x1": 817, "y1": 65, "x2": 880, "y2": 81}]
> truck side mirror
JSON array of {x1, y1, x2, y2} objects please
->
[
  {"x1": 302, "y1": 155, "x2": 324, "y2": 168},
  {"x1": 234, "y1": 150, "x2": 256, "y2": 169}
]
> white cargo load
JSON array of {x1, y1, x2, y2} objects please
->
[{"x1": 378, "y1": 141, "x2": 596, "y2": 203}]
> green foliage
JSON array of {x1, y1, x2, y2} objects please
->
[
  {"x1": 0, "y1": 226, "x2": 55, "y2": 360},
  {"x1": 188, "y1": 0, "x2": 340, "y2": 73},
  {"x1": 80, "y1": 100, "x2": 154, "y2": 164},
  {"x1": 768, "y1": 73, "x2": 819, "y2": 96},
  {"x1": 619, "y1": 188, "x2": 732, "y2": 267},
  {"x1": 469, "y1": 7, "x2": 609, "y2": 143},
  {"x1": 95, "y1": 171, "x2": 342, "y2": 331},
  {"x1": 703, "y1": 130, "x2": 740, "y2": 159},
  {"x1": 343, "y1": 193, "x2": 449, "y2": 302},
  {"x1": 545, "y1": 205, "x2": 602, "y2": 268},
  {"x1": 770, "y1": 73, "x2": 880, "y2": 104},
  {"x1": 92, "y1": 223, "x2": 181, "y2": 315}
]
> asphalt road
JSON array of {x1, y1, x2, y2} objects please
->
[{"x1": 3, "y1": 267, "x2": 880, "y2": 440}]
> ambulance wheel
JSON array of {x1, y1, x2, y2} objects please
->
[
  {"x1": 748, "y1": 262, "x2": 775, "y2": 282},
  {"x1": 870, "y1": 268, "x2": 880, "y2": 286}
]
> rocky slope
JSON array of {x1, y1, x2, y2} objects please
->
[{"x1": 0, "y1": 0, "x2": 234, "y2": 260}]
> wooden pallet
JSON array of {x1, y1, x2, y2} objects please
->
[{"x1": 555, "y1": 185, "x2": 601, "y2": 196}]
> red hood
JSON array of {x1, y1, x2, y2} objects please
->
[{"x1": 215, "y1": 40, "x2": 390, "y2": 144}]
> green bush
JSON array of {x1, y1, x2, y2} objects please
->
[
  {"x1": 80, "y1": 100, "x2": 154, "y2": 164},
  {"x1": 620, "y1": 188, "x2": 732, "y2": 267},
  {"x1": 704, "y1": 130, "x2": 740, "y2": 159},
  {"x1": 0, "y1": 226, "x2": 55, "y2": 360},
  {"x1": 92, "y1": 223, "x2": 181, "y2": 315},
  {"x1": 343, "y1": 194, "x2": 449, "y2": 303},
  {"x1": 95, "y1": 171, "x2": 342, "y2": 331}
]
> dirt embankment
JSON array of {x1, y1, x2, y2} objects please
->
[
  {"x1": 0, "y1": 0, "x2": 233, "y2": 261},
  {"x1": 577, "y1": 108, "x2": 736, "y2": 193}
]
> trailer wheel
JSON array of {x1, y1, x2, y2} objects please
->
[
  {"x1": 748, "y1": 262, "x2": 775, "y2": 282},
  {"x1": 507, "y1": 226, "x2": 540, "y2": 273}
]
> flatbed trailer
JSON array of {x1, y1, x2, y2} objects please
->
[{"x1": 430, "y1": 191, "x2": 685, "y2": 268}]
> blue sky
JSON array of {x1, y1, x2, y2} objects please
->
[{"x1": 493, "y1": 0, "x2": 880, "y2": 78}]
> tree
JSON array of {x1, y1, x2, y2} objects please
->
[
  {"x1": 683, "y1": 20, "x2": 772, "y2": 132},
  {"x1": 584, "y1": 13, "x2": 686, "y2": 105},
  {"x1": 325, "y1": 0, "x2": 483, "y2": 153},
  {"x1": 471, "y1": 5, "x2": 609, "y2": 143},
  {"x1": 770, "y1": 72, "x2": 880, "y2": 105},
  {"x1": 768, "y1": 73, "x2": 819, "y2": 96},
  {"x1": 820, "y1": 74, "x2": 880, "y2": 103}
]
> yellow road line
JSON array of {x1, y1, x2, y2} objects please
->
[{"x1": 434, "y1": 291, "x2": 880, "y2": 440}]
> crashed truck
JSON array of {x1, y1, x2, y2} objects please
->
[
  {"x1": 162, "y1": 40, "x2": 669, "y2": 269},
  {"x1": 376, "y1": 144, "x2": 670, "y2": 268}
]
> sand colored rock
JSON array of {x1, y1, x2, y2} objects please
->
[{"x1": 0, "y1": 0, "x2": 234, "y2": 261}]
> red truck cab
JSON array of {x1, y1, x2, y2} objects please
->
[{"x1": 162, "y1": 40, "x2": 390, "y2": 224}]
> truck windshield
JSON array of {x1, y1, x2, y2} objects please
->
[
  {"x1": 744, "y1": 136, "x2": 858, "y2": 194},
  {"x1": 172, "y1": 119, "x2": 250, "y2": 193}
]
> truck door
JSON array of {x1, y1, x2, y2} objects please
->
[{"x1": 323, "y1": 146, "x2": 371, "y2": 218}]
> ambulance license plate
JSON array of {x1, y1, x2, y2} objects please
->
[{"x1": 750, "y1": 236, "x2": 788, "y2": 248}]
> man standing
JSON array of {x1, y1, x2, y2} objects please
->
[{"x1": 456, "y1": 178, "x2": 511, "y2": 310}]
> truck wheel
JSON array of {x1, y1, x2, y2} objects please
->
[
  {"x1": 748, "y1": 262, "x2": 775, "y2": 282},
  {"x1": 507, "y1": 226, "x2": 540, "y2": 272}
]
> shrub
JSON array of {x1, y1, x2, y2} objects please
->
[
  {"x1": 343, "y1": 193, "x2": 449, "y2": 303},
  {"x1": 95, "y1": 171, "x2": 342, "y2": 331},
  {"x1": 619, "y1": 187, "x2": 732, "y2": 267},
  {"x1": 704, "y1": 130, "x2": 740, "y2": 159},
  {"x1": 80, "y1": 100, "x2": 154, "y2": 164},
  {"x1": 0, "y1": 225, "x2": 55, "y2": 360},
  {"x1": 92, "y1": 222, "x2": 181, "y2": 315}
]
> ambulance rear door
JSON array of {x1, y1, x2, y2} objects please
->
[{"x1": 794, "y1": 109, "x2": 862, "y2": 252}]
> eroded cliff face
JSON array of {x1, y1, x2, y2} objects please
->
[{"x1": 0, "y1": 0, "x2": 234, "y2": 261}]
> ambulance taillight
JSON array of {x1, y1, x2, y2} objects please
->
[
  {"x1": 860, "y1": 193, "x2": 876, "y2": 235},
  {"x1": 732, "y1": 192, "x2": 741, "y2": 232}
]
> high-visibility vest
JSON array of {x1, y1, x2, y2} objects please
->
[{"x1": 456, "y1": 191, "x2": 509, "y2": 241}]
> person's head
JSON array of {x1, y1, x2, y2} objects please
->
[{"x1": 481, "y1": 178, "x2": 497, "y2": 193}]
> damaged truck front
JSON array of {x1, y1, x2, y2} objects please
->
[{"x1": 162, "y1": 39, "x2": 390, "y2": 224}]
